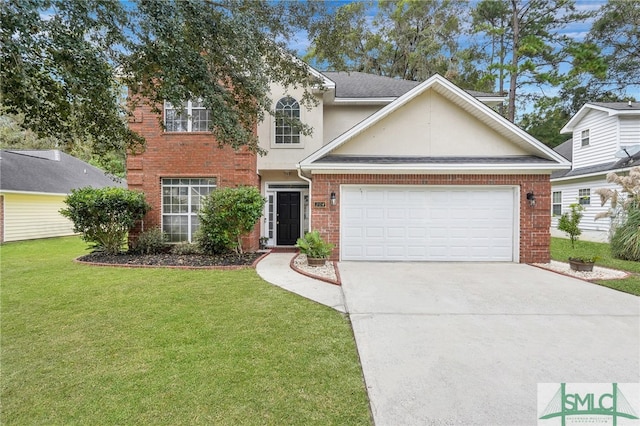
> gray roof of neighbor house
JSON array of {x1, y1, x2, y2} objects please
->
[
  {"x1": 322, "y1": 71, "x2": 500, "y2": 99},
  {"x1": 551, "y1": 141, "x2": 640, "y2": 180},
  {"x1": 0, "y1": 150, "x2": 125, "y2": 194},
  {"x1": 589, "y1": 101, "x2": 640, "y2": 110}
]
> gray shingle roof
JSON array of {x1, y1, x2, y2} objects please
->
[
  {"x1": 0, "y1": 150, "x2": 125, "y2": 194},
  {"x1": 589, "y1": 101, "x2": 640, "y2": 111},
  {"x1": 321, "y1": 71, "x2": 500, "y2": 99},
  {"x1": 551, "y1": 155, "x2": 640, "y2": 180},
  {"x1": 314, "y1": 155, "x2": 555, "y2": 165}
]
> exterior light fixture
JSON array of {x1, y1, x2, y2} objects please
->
[
  {"x1": 526, "y1": 191, "x2": 536, "y2": 207},
  {"x1": 330, "y1": 192, "x2": 337, "y2": 206}
]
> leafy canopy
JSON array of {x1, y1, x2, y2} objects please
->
[{"x1": 1, "y1": 0, "x2": 324, "y2": 166}]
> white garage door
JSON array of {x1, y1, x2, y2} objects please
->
[{"x1": 341, "y1": 186, "x2": 517, "y2": 261}]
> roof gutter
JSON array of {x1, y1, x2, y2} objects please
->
[{"x1": 296, "y1": 164, "x2": 313, "y2": 233}]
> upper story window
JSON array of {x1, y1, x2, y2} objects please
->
[
  {"x1": 275, "y1": 97, "x2": 300, "y2": 144},
  {"x1": 165, "y1": 100, "x2": 211, "y2": 132},
  {"x1": 578, "y1": 188, "x2": 590, "y2": 205},
  {"x1": 580, "y1": 129, "x2": 590, "y2": 146}
]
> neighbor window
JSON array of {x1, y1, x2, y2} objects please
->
[
  {"x1": 165, "y1": 100, "x2": 211, "y2": 132},
  {"x1": 275, "y1": 96, "x2": 300, "y2": 144},
  {"x1": 552, "y1": 191, "x2": 562, "y2": 216},
  {"x1": 578, "y1": 188, "x2": 590, "y2": 205},
  {"x1": 162, "y1": 178, "x2": 217, "y2": 242},
  {"x1": 581, "y1": 129, "x2": 590, "y2": 146}
]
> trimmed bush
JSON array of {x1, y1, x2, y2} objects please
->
[
  {"x1": 129, "y1": 227, "x2": 167, "y2": 254},
  {"x1": 60, "y1": 187, "x2": 150, "y2": 254},
  {"x1": 196, "y1": 186, "x2": 265, "y2": 254},
  {"x1": 171, "y1": 242, "x2": 203, "y2": 255}
]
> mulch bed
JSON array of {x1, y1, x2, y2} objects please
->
[{"x1": 77, "y1": 252, "x2": 263, "y2": 268}]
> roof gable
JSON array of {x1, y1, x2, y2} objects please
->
[
  {"x1": 299, "y1": 74, "x2": 569, "y2": 171},
  {"x1": 561, "y1": 102, "x2": 640, "y2": 133}
]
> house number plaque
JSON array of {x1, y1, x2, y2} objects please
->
[{"x1": 314, "y1": 201, "x2": 326, "y2": 208}]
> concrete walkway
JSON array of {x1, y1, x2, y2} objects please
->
[{"x1": 255, "y1": 252, "x2": 346, "y2": 313}]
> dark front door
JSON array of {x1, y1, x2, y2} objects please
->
[{"x1": 277, "y1": 192, "x2": 301, "y2": 245}]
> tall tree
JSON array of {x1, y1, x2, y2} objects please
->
[
  {"x1": 588, "y1": 0, "x2": 640, "y2": 91},
  {"x1": 306, "y1": 0, "x2": 491, "y2": 91},
  {"x1": 1, "y1": 0, "x2": 324, "y2": 166},
  {"x1": 469, "y1": 0, "x2": 603, "y2": 121}
]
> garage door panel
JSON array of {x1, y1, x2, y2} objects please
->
[{"x1": 341, "y1": 186, "x2": 515, "y2": 261}]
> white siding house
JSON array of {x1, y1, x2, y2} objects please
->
[
  {"x1": 0, "y1": 150, "x2": 125, "y2": 242},
  {"x1": 551, "y1": 102, "x2": 640, "y2": 237}
]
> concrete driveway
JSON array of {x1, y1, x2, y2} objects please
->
[{"x1": 339, "y1": 262, "x2": 640, "y2": 425}]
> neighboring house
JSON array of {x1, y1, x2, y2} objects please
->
[
  {"x1": 127, "y1": 69, "x2": 569, "y2": 263},
  {"x1": 551, "y1": 102, "x2": 640, "y2": 236},
  {"x1": 0, "y1": 150, "x2": 124, "y2": 242}
]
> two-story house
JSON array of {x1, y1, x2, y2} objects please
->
[
  {"x1": 551, "y1": 102, "x2": 640, "y2": 240},
  {"x1": 127, "y1": 66, "x2": 570, "y2": 263}
]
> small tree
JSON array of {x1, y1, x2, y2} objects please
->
[
  {"x1": 60, "y1": 187, "x2": 150, "y2": 254},
  {"x1": 558, "y1": 203, "x2": 584, "y2": 249},
  {"x1": 197, "y1": 186, "x2": 266, "y2": 254}
]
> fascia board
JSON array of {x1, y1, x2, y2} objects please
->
[
  {"x1": 0, "y1": 189, "x2": 68, "y2": 196},
  {"x1": 300, "y1": 162, "x2": 570, "y2": 173},
  {"x1": 559, "y1": 103, "x2": 637, "y2": 133}
]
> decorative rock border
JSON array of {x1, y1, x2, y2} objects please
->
[{"x1": 290, "y1": 253, "x2": 342, "y2": 286}]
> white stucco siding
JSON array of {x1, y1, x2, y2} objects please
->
[
  {"x1": 550, "y1": 178, "x2": 616, "y2": 233},
  {"x1": 323, "y1": 105, "x2": 382, "y2": 144},
  {"x1": 332, "y1": 90, "x2": 529, "y2": 157},
  {"x1": 2, "y1": 192, "x2": 75, "y2": 242},
  {"x1": 571, "y1": 110, "x2": 618, "y2": 168},
  {"x1": 257, "y1": 83, "x2": 325, "y2": 170},
  {"x1": 619, "y1": 116, "x2": 640, "y2": 147}
]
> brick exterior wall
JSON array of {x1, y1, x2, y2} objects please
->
[
  {"x1": 127, "y1": 102, "x2": 260, "y2": 251},
  {"x1": 310, "y1": 173, "x2": 551, "y2": 263}
]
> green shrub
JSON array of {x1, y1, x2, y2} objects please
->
[
  {"x1": 558, "y1": 203, "x2": 584, "y2": 249},
  {"x1": 611, "y1": 207, "x2": 640, "y2": 261},
  {"x1": 60, "y1": 187, "x2": 150, "y2": 254},
  {"x1": 171, "y1": 242, "x2": 202, "y2": 255},
  {"x1": 295, "y1": 230, "x2": 335, "y2": 259},
  {"x1": 129, "y1": 227, "x2": 167, "y2": 254},
  {"x1": 196, "y1": 186, "x2": 265, "y2": 254}
]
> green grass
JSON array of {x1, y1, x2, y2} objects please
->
[
  {"x1": 1, "y1": 237, "x2": 371, "y2": 425},
  {"x1": 550, "y1": 237, "x2": 640, "y2": 296}
]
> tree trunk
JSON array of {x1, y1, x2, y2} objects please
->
[{"x1": 508, "y1": 0, "x2": 519, "y2": 122}]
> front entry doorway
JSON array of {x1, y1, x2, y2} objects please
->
[{"x1": 276, "y1": 192, "x2": 301, "y2": 245}]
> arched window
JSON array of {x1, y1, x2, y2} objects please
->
[{"x1": 275, "y1": 97, "x2": 300, "y2": 144}]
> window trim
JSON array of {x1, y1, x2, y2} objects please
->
[
  {"x1": 161, "y1": 178, "x2": 217, "y2": 242},
  {"x1": 272, "y1": 96, "x2": 304, "y2": 148},
  {"x1": 552, "y1": 191, "x2": 562, "y2": 216},
  {"x1": 578, "y1": 188, "x2": 591, "y2": 205},
  {"x1": 580, "y1": 129, "x2": 590, "y2": 147},
  {"x1": 164, "y1": 100, "x2": 211, "y2": 133}
]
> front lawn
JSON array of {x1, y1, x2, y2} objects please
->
[
  {"x1": 1, "y1": 237, "x2": 371, "y2": 425},
  {"x1": 550, "y1": 237, "x2": 640, "y2": 296}
]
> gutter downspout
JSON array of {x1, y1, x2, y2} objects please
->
[{"x1": 296, "y1": 164, "x2": 312, "y2": 232}]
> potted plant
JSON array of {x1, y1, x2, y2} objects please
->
[
  {"x1": 558, "y1": 203, "x2": 598, "y2": 271},
  {"x1": 295, "y1": 230, "x2": 335, "y2": 266}
]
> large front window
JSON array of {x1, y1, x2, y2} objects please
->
[
  {"x1": 162, "y1": 178, "x2": 217, "y2": 242},
  {"x1": 165, "y1": 100, "x2": 211, "y2": 132},
  {"x1": 275, "y1": 97, "x2": 300, "y2": 144}
]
